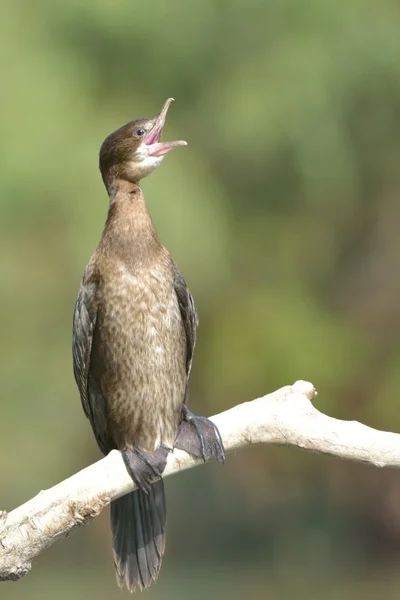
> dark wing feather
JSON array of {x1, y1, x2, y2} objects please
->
[
  {"x1": 173, "y1": 269, "x2": 199, "y2": 379},
  {"x1": 73, "y1": 279, "x2": 114, "y2": 454},
  {"x1": 72, "y1": 281, "x2": 98, "y2": 419},
  {"x1": 173, "y1": 269, "x2": 225, "y2": 462}
]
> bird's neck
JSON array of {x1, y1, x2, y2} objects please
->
[{"x1": 100, "y1": 179, "x2": 161, "y2": 265}]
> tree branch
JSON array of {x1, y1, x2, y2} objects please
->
[{"x1": 2, "y1": 380, "x2": 400, "y2": 582}]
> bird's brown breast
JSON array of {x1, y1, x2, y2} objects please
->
[{"x1": 90, "y1": 257, "x2": 187, "y2": 452}]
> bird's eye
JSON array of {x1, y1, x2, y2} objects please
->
[{"x1": 136, "y1": 128, "x2": 146, "y2": 136}]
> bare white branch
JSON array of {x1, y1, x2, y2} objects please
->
[{"x1": 1, "y1": 380, "x2": 400, "y2": 582}]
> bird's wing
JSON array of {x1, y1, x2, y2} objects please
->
[
  {"x1": 173, "y1": 269, "x2": 199, "y2": 378},
  {"x1": 72, "y1": 280, "x2": 98, "y2": 420},
  {"x1": 73, "y1": 277, "x2": 114, "y2": 454},
  {"x1": 173, "y1": 270, "x2": 226, "y2": 463}
]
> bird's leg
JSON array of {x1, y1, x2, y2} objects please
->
[
  {"x1": 122, "y1": 445, "x2": 170, "y2": 494},
  {"x1": 174, "y1": 406, "x2": 225, "y2": 463}
]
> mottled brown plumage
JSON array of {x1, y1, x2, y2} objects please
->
[
  {"x1": 82, "y1": 184, "x2": 187, "y2": 453},
  {"x1": 72, "y1": 98, "x2": 224, "y2": 593}
]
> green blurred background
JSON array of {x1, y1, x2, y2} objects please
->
[{"x1": 2, "y1": 0, "x2": 400, "y2": 598}]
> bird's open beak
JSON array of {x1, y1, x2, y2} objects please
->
[{"x1": 144, "y1": 98, "x2": 187, "y2": 157}]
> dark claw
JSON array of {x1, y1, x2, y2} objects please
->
[
  {"x1": 122, "y1": 446, "x2": 169, "y2": 494},
  {"x1": 174, "y1": 406, "x2": 225, "y2": 463}
]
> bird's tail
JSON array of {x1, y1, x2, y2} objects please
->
[{"x1": 110, "y1": 479, "x2": 166, "y2": 592}]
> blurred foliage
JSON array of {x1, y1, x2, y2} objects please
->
[{"x1": 2, "y1": 0, "x2": 400, "y2": 598}]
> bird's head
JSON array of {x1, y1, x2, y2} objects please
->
[{"x1": 99, "y1": 98, "x2": 187, "y2": 191}]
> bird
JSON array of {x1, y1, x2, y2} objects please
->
[{"x1": 72, "y1": 98, "x2": 225, "y2": 593}]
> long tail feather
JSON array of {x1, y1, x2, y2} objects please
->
[{"x1": 110, "y1": 479, "x2": 166, "y2": 592}]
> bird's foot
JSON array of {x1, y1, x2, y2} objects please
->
[
  {"x1": 122, "y1": 445, "x2": 170, "y2": 494},
  {"x1": 174, "y1": 406, "x2": 225, "y2": 463}
]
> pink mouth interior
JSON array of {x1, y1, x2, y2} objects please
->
[{"x1": 144, "y1": 126, "x2": 162, "y2": 146}]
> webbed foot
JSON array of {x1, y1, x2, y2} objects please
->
[
  {"x1": 122, "y1": 445, "x2": 170, "y2": 494},
  {"x1": 174, "y1": 406, "x2": 225, "y2": 463}
]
